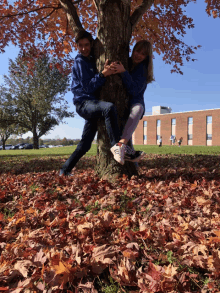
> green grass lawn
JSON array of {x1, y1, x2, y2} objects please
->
[{"x1": 0, "y1": 144, "x2": 220, "y2": 158}]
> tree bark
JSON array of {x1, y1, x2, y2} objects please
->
[
  {"x1": 94, "y1": 0, "x2": 139, "y2": 180},
  {"x1": 2, "y1": 138, "x2": 6, "y2": 150},
  {"x1": 32, "y1": 128, "x2": 39, "y2": 149}
]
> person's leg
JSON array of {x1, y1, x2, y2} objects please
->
[
  {"x1": 77, "y1": 100, "x2": 120, "y2": 147},
  {"x1": 119, "y1": 104, "x2": 146, "y2": 162},
  {"x1": 130, "y1": 139, "x2": 139, "y2": 169},
  {"x1": 77, "y1": 100, "x2": 125, "y2": 164},
  {"x1": 119, "y1": 104, "x2": 144, "y2": 145},
  {"x1": 60, "y1": 119, "x2": 97, "y2": 175}
]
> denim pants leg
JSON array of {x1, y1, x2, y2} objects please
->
[
  {"x1": 61, "y1": 99, "x2": 120, "y2": 173},
  {"x1": 77, "y1": 100, "x2": 120, "y2": 147},
  {"x1": 61, "y1": 119, "x2": 97, "y2": 173}
]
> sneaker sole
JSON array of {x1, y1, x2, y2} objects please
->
[{"x1": 113, "y1": 157, "x2": 124, "y2": 165}]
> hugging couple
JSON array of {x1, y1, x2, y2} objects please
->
[{"x1": 60, "y1": 31, "x2": 154, "y2": 176}]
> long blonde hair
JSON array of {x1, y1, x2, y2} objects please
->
[{"x1": 132, "y1": 40, "x2": 154, "y2": 84}]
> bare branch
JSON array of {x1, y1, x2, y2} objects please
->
[
  {"x1": 0, "y1": 5, "x2": 59, "y2": 20},
  {"x1": 30, "y1": 8, "x2": 57, "y2": 29},
  {"x1": 59, "y1": 0, "x2": 84, "y2": 36},
  {"x1": 72, "y1": 0, "x2": 84, "y2": 4},
  {"x1": 130, "y1": 0, "x2": 154, "y2": 31},
  {"x1": 93, "y1": 0, "x2": 99, "y2": 11}
]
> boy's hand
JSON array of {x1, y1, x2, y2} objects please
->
[
  {"x1": 110, "y1": 61, "x2": 126, "y2": 74},
  {"x1": 102, "y1": 59, "x2": 117, "y2": 77}
]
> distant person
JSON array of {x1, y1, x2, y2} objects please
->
[
  {"x1": 178, "y1": 137, "x2": 183, "y2": 147},
  {"x1": 172, "y1": 136, "x2": 176, "y2": 146},
  {"x1": 60, "y1": 31, "x2": 126, "y2": 176},
  {"x1": 159, "y1": 136, "x2": 162, "y2": 147},
  {"x1": 170, "y1": 135, "x2": 173, "y2": 145},
  {"x1": 110, "y1": 40, "x2": 154, "y2": 162}
]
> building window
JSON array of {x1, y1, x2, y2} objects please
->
[
  {"x1": 206, "y1": 134, "x2": 212, "y2": 140},
  {"x1": 143, "y1": 121, "x2": 147, "y2": 127},
  {"x1": 171, "y1": 118, "x2": 176, "y2": 125},
  {"x1": 157, "y1": 135, "x2": 161, "y2": 140},
  {"x1": 207, "y1": 116, "x2": 212, "y2": 124},
  {"x1": 157, "y1": 120, "x2": 161, "y2": 127},
  {"x1": 188, "y1": 117, "x2": 193, "y2": 125},
  {"x1": 188, "y1": 134, "x2": 193, "y2": 140},
  {"x1": 143, "y1": 135, "x2": 147, "y2": 140}
]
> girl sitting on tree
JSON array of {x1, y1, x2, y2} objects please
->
[{"x1": 111, "y1": 40, "x2": 154, "y2": 162}]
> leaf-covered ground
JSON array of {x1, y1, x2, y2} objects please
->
[{"x1": 0, "y1": 154, "x2": 220, "y2": 293}]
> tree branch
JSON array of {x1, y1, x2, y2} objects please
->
[
  {"x1": 30, "y1": 8, "x2": 57, "y2": 29},
  {"x1": 59, "y1": 0, "x2": 84, "y2": 36},
  {"x1": 0, "y1": 5, "x2": 59, "y2": 20},
  {"x1": 130, "y1": 0, "x2": 154, "y2": 31},
  {"x1": 93, "y1": 0, "x2": 99, "y2": 11},
  {"x1": 72, "y1": 0, "x2": 84, "y2": 4}
]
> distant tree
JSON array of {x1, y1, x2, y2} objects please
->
[
  {"x1": 39, "y1": 138, "x2": 44, "y2": 146},
  {"x1": 0, "y1": 107, "x2": 23, "y2": 149},
  {"x1": 26, "y1": 137, "x2": 33, "y2": 144},
  {"x1": 68, "y1": 139, "x2": 74, "y2": 145},
  {"x1": 0, "y1": 125, "x2": 14, "y2": 150},
  {"x1": 61, "y1": 137, "x2": 69, "y2": 146},
  {"x1": 0, "y1": 51, "x2": 74, "y2": 149}
]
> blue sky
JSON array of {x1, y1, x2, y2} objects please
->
[{"x1": 0, "y1": 1, "x2": 219, "y2": 140}]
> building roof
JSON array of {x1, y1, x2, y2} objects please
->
[{"x1": 143, "y1": 107, "x2": 220, "y2": 117}]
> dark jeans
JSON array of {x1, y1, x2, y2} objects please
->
[{"x1": 61, "y1": 99, "x2": 120, "y2": 173}]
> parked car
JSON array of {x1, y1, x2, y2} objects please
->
[
  {"x1": 24, "y1": 144, "x2": 33, "y2": 149},
  {"x1": 4, "y1": 144, "x2": 14, "y2": 150},
  {"x1": 12, "y1": 143, "x2": 27, "y2": 150},
  {"x1": 0, "y1": 146, "x2": 2, "y2": 150},
  {"x1": 39, "y1": 145, "x2": 48, "y2": 148},
  {"x1": 19, "y1": 144, "x2": 27, "y2": 149},
  {"x1": 19, "y1": 144, "x2": 33, "y2": 149}
]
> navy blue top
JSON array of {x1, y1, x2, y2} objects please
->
[
  {"x1": 71, "y1": 54, "x2": 106, "y2": 105},
  {"x1": 120, "y1": 57, "x2": 148, "y2": 118}
]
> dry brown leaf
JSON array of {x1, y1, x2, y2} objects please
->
[
  {"x1": 14, "y1": 260, "x2": 33, "y2": 278},
  {"x1": 77, "y1": 222, "x2": 93, "y2": 235}
]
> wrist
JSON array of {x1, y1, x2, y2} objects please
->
[{"x1": 99, "y1": 71, "x2": 105, "y2": 78}]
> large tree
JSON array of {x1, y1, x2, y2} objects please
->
[
  {"x1": 0, "y1": 52, "x2": 74, "y2": 149},
  {"x1": 0, "y1": 0, "x2": 219, "y2": 177}
]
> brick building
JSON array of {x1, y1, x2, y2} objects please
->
[{"x1": 133, "y1": 106, "x2": 220, "y2": 146}]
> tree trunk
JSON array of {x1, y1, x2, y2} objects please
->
[
  {"x1": 32, "y1": 128, "x2": 39, "y2": 149},
  {"x1": 2, "y1": 138, "x2": 6, "y2": 150},
  {"x1": 94, "y1": 0, "x2": 138, "y2": 180}
]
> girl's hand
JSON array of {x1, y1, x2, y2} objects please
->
[{"x1": 110, "y1": 61, "x2": 126, "y2": 74}]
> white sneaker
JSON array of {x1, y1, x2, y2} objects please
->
[{"x1": 110, "y1": 143, "x2": 126, "y2": 165}]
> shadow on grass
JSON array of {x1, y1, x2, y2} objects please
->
[
  {"x1": 0, "y1": 155, "x2": 96, "y2": 175},
  {"x1": 138, "y1": 153, "x2": 220, "y2": 183},
  {"x1": 0, "y1": 154, "x2": 220, "y2": 183}
]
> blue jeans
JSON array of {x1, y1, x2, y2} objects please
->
[{"x1": 61, "y1": 99, "x2": 120, "y2": 173}]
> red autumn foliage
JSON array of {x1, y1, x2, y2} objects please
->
[{"x1": 0, "y1": 0, "x2": 219, "y2": 73}]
